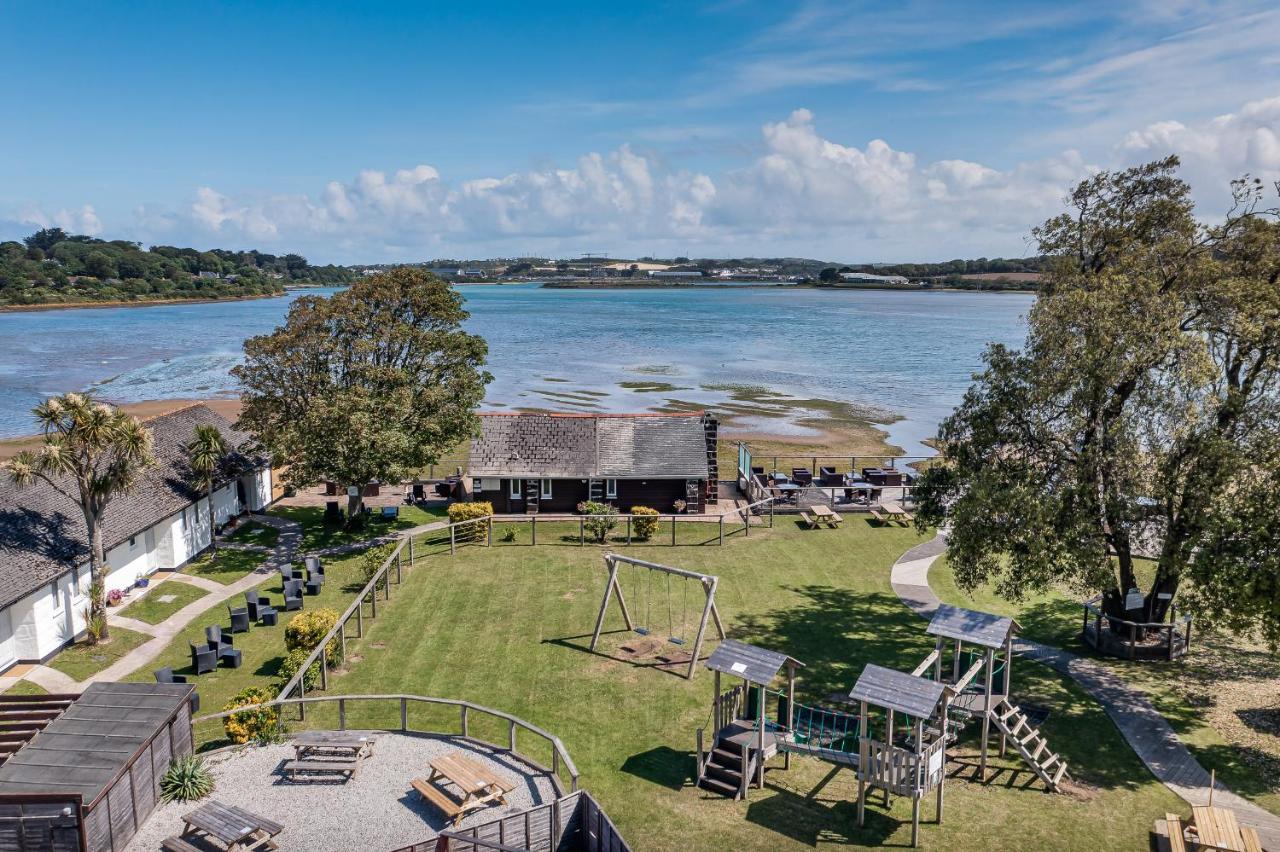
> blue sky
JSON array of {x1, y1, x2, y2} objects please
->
[{"x1": 2, "y1": 0, "x2": 1278, "y2": 263}]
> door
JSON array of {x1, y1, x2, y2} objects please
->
[{"x1": 0, "y1": 609, "x2": 17, "y2": 672}]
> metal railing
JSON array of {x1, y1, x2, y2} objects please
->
[{"x1": 191, "y1": 693, "x2": 579, "y2": 795}]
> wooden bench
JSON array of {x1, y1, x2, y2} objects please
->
[
  {"x1": 160, "y1": 837, "x2": 201, "y2": 852},
  {"x1": 799, "y1": 512, "x2": 819, "y2": 529},
  {"x1": 1164, "y1": 814, "x2": 1187, "y2": 852},
  {"x1": 869, "y1": 509, "x2": 885, "y2": 525},
  {"x1": 825, "y1": 512, "x2": 843, "y2": 526},
  {"x1": 412, "y1": 777, "x2": 465, "y2": 826},
  {"x1": 283, "y1": 758, "x2": 360, "y2": 781},
  {"x1": 1241, "y1": 825, "x2": 1263, "y2": 852}
]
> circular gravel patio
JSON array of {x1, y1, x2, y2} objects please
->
[{"x1": 127, "y1": 731, "x2": 558, "y2": 851}]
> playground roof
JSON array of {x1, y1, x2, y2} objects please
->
[
  {"x1": 848, "y1": 664, "x2": 948, "y2": 719},
  {"x1": 926, "y1": 604, "x2": 1019, "y2": 650},
  {"x1": 705, "y1": 639, "x2": 802, "y2": 685}
]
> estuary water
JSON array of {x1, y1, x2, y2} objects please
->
[{"x1": 0, "y1": 284, "x2": 1033, "y2": 454}]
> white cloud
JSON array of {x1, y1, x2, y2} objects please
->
[{"x1": 18, "y1": 203, "x2": 102, "y2": 236}]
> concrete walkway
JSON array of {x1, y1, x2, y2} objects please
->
[
  {"x1": 888, "y1": 533, "x2": 1280, "y2": 848},
  {"x1": 21, "y1": 514, "x2": 304, "y2": 693}
]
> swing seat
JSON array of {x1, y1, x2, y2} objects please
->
[
  {"x1": 634, "y1": 627, "x2": 651, "y2": 636},
  {"x1": 668, "y1": 637, "x2": 686, "y2": 645}
]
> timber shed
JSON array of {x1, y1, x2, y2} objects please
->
[{"x1": 0, "y1": 682, "x2": 195, "y2": 852}]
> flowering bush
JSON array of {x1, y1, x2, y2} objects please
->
[
  {"x1": 448, "y1": 501, "x2": 493, "y2": 542},
  {"x1": 222, "y1": 687, "x2": 279, "y2": 744},
  {"x1": 579, "y1": 500, "x2": 617, "y2": 543},
  {"x1": 106, "y1": 589, "x2": 125, "y2": 606},
  {"x1": 284, "y1": 608, "x2": 341, "y2": 666},
  {"x1": 630, "y1": 506, "x2": 659, "y2": 540}
]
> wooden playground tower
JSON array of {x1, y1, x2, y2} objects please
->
[{"x1": 692, "y1": 605, "x2": 1069, "y2": 848}]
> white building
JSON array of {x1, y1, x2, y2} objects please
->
[
  {"x1": 837, "y1": 271, "x2": 910, "y2": 285},
  {"x1": 0, "y1": 405, "x2": 272, "y2": 669}
]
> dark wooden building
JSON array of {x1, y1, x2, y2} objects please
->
[
  {"x1": 0, "y1": 682, "x2": 196, "y2": 852},
  {"x1": 464, "y1": 412, "x2": 718, "y2": 513}
]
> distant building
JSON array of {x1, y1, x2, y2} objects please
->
[
  {"x1": 647, "y1": 270, "x2": 703, "y2": 278},
  {"x1": 838, "y1": 272, "x2": 909, "y2": 285},
  {"x1": 197, "y1": 270, "x2": 220, "y2": 279},
  {"x1": 0, "y1": 405, "x2": 273, "y2": 669}
]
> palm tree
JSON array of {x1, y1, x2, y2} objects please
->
[
  {"x1": 6, "y1": 393, "x2": 154, "y2": 643},
  {"x1": 186, "y1": 424, "x2": 230, "y2": 560}
]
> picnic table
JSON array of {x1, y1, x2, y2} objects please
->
[
  {"x1": 180, "y1": 800, "x2": 282, "y2": 850},
  {"x1": 1187, "y1": 805, "x2": 1264, "y2": 852},
  {"x1": 293, "y1": 729, "x2": 376, "y2": 759},
  {"x1": 413, "y1": 752, "x2": 516, "y2": 826},
  {"x1": 810, "y1": 505, "x2": 843, "y2": 527}
]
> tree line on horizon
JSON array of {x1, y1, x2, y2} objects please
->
[{"x1": 0, "y1": 228, "x2": 356, "y2": 307}]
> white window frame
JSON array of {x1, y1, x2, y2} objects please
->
[
  {"x1": 540, "y1": 478, "x2": 552, "y2": 499},
  {"x1": 509, "y1": 478, "x2": 521, "y2": 499},
  {"x1": 49, "y1": 579, "x2": 63, "y2": 616},
  {"x1": 605, "y1": 478, "x2": 618, "y2": 500}
]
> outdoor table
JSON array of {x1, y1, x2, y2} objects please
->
[
  {"x1": 774, "y1": 483, "x2": 801, "y2": 504},
  {"x1": 182, "y1": 799, "x2": 277, "y2": 850},
  {"x1": 1189, "y1": 805, "x2": 1251, "y2": 852},
  {"x1": 425, "y1": 752, "x2": 516, "y2": 817},
  {"x1": 811, "y1": 505, "x2": 841, "y2": 525},
  {"x1": 293, "y1": 729, "x2": 376, "y2": 760},
  {"x1": 882, "y1": 503, "x2": 907, "y2": 517}
]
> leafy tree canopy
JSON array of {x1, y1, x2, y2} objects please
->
[
  {"x1": 233, "y1": 268, "x2": 491, "y2": 519},
  {"x1": 915, "y1": 157, "x2": 1280, "y2": 643}
]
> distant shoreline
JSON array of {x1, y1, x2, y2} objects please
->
[
  {"x1": 540, "y1": 279, "x2": 1035, "y2": 293},
  {"x1": 0, "y1": 292, "x2": 284, "y2": 315}
]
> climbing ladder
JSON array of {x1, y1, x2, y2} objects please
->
[{"x1": 986, "y1": 698, "x2": 1069, "y2": 791}]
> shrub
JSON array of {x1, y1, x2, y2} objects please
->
[
  {"x1": 448, "y1": 501, "x2": 493, "y2": 542},
  {"x1": 360, "y1": 543, "x2": 396, "y2": 588},
  {"x1": 580, "y1": 500, "x2": 617, "y2": 543},
  {"x1": 222, "y1": 687, "x2": 280, "y2": 744},
  {"x1": 284, "y1": 607, "x2": 341, "y2": 666},
  {"x1": 160, "y1": 755, "x2": 214, "y2": 803},
  {"x1": 631, "y1": 506, "x2": 659, "y2": 540},
  {"x1": 499, "y1": 526, "x2": 517, "y2": 543},
  {"x1": 277, "y1": 646, "x2": 322, "y2": 691}
]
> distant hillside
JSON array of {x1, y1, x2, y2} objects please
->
[{"x1": 0, "y1": 228, "x2": 357, "y2": 308}]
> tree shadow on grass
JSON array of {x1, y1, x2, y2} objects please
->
[{"x1": 619, "y1": 746, "x2": 693, "y2": 791}]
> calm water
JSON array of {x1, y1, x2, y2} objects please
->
[{"x1": 0, "y1": 284, "x2": 1033, "y2": 454}]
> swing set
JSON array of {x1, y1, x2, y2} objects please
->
[{"x1": 589, "y1": 553, "x2": 725, "y2": 680}]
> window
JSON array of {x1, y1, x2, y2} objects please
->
[
  {"x1": 540, "y1": 478, "x2": 552, "y2": 499},
  {"x1": 128, "y1": 536, "x2": 136, "y2": 547},
  {"x1": 509, "y1": 478, "x2": 521, "y2": 499},
  {"x1": 472, "y1": 478, "x2": 482, "y2": 493},
  {"x1": 49, "y1": 580, "x2": 62, "y2": 614},
  {"x1": 181, "y1": 509, "x2": 187, "y2": 530},
  {"x1": 605, "y1": 478, "x2": 618, "y2": 499}
]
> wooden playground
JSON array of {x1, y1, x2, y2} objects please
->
[{"x1": 691, "y1": 604, "x2": 1070, "y2": 847}]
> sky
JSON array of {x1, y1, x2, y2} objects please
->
[{"x1": 2, "y1": 0, "x2": 1279, "y2": 264}]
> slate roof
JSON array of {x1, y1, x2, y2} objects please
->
[
  {"x1": 705, "y1": 638, "x2": 803, "y2": 685},
  {"x1": 926, "y1": 604, "x2": 1019, "y2": 650},
  {"x1": 0, "y1": 682, "x2": 193, "y2": 802},
  {"x1": 848, "y1": 663, "x2": 948, "y2": 719},
  {"x1": 468, "y1": 412, "x2": 710, "y2": 479},
  {"x1": 0, "y1": 404, "x2": 266, "y2": 609}
]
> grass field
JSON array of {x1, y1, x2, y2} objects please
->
[
  {"x1": 118, "y1": 578, "x2": 209, "y2": 624},
  {"x1": 2, "y1": 680, "x2": 48, "y2": 696},
  {"x1": 269, "y1": 504, "x2": 447, "y2": 553},
  {"x1": 225, "y1": 520, "x2": 280, "y2": 549},
  {"x1": 206, "y1": 516, "x2": 1184, "y2": 851},
  {"x1": 47, "y1": 627, "x2": 149, "y2": 681},
  {"x1": 932, "y1": 555, "x2": 1280, "y2": 817}
]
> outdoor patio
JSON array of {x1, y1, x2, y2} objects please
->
[{"x1": 125, "y1": 731, "x2": 559, "y2": 850}]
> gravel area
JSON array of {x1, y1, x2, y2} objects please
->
[{"x1": 127, "y1": 732, "x2": 558, "y2": 851}]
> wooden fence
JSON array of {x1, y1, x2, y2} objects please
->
[
  {"x1": 390, "y1": 790, "x2": 628, "y2": 852},
  {"x1": 191, "y1": 693, "x2": 579, "y2": 797},
  {"x1": 1081, "y1": 596, "x2": 1193, "y2": 661}
]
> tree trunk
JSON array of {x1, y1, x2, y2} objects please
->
[
  {"x1": 207, "y1": 485, "x2": 218, "y2": 558},
  {"x1": 85, "y1": 508, "x2": 109, "y2": 643}
]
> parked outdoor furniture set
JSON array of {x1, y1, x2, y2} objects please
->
[
  {"x1": 282, "y1": 729, "x2": 376, "y2": 782},
  {"x1": 413, "y1": 752, "x2": 517, "y2": 827}
]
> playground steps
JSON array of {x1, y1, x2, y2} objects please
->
[
  {"x1": 987, "y1": 699, "x2": 1069, "y2": 792},
  {"x1": 698, "y1": 742, "x2": 750, "y2": 799}
]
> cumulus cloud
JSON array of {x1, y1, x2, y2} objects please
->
[
  {"x1": 9, "y1": 97, "x2": 1277, "y2": 262},
  {"x1": 17, "y1": 203, "x2": 102, "y2": 236}
]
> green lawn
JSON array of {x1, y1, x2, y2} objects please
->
[
  {"x1": 182, "y1": 548, "x2": 268, "y2": 585},
  {"x1": 225, "y1": 520, "x2": 280, "y2": 549},
  {"x1": 196, "y1": 517, "x2": 1182, "y2": 851},
  {"x1": 2, "y1": 680, "x2": 48, "y2": 696},
  {"x1": 125, "y1": 552, "x2": 370, "y2": 717},
  {"x1": 931, "y1": 555, "x2": 1280, "y2": 817},
  {"x1": 118, "y1": 579, "x2": 209, "y2": 625},
  {"x1": 270, "y1": 504, "x2": 447, "y2": 553},
  {"x1": 47, "y1": 627, "x2": 150, "y2": 681}
]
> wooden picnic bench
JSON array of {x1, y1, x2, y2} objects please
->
[
  {"x1": 1188, "y1": 804, "x2": 1264, "y2": 852},
  {"x1": 283, "y1": 757, "x2": 361, "y2": 781},
  {"x1": 869, "y1": 509, "x2": 885, "y2": 524},
  {"x1": 799, "y1": 512, "x2": 819, "y2": 529},
  {"x1": 412, "y1": 752, "x2": 516, "y2": 826},
  {"x1": 293, "y1": 729, "x2": 376, "y2": 759},
  {"x1": 178, "y1": 799, "x2": 282, "y2": 851},
  {"x1": 811, "y1": 505, "x2": 842, "y2": 527}
]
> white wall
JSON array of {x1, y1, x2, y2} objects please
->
[{"x1": 1, "y1": 463, "x2": 273, "y2": 665}]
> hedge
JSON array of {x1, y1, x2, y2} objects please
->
[
  {"x1": 631, "y1": 506, "x2": 659, "y2": 540},
  {"x1": 448, "y1": 501, "x2": 493, "y2": 543}
]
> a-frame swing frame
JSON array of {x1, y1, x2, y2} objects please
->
[{"x1": 589, "y1": 552, "x2": 726, "y2": 680}]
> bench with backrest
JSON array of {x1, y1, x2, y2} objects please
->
[{"x1": 412, "y1": 778, "x2": 465, "y2": 825}]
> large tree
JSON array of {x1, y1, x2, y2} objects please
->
[
  {"x1": 233, "y1": 267, "x2": 491, "y2": 522},
  {"x1": 915, "y1": 157, "x2": 1280, "y2": 640},
  {"x1": 6, "y1": 394, "x2": 155, "y2": 643}
]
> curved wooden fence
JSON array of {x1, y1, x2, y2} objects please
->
[
  {"x1": 191, "y1": 693, "x2": 579, "y2": 795},
  {"x1": 1080, "y1": 596, "x2": 1193, "y2": 660}
]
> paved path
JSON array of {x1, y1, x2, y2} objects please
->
[
  {"x1": 21, "y1": 514, "x2": 304, "y2": 693},
  {"x1": 888, "y1": 533, "x2": 1280, "y2": 847}
]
